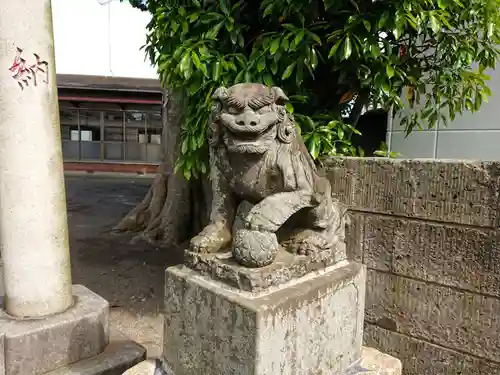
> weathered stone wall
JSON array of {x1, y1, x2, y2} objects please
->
[{"x1": 324, "y1": 157, "x2": 500, "y2": 375}]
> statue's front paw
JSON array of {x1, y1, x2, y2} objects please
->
[
  {"x1": 189, "y1": 224, "x2": 231, "y2": 254},
  {"x1": 287, "y1": 229, "x2": 331, "y2": 256},
  {"x1": 244, "y1": 212, "x2": 274, "y2": 232},
  {"x1": 232, "y1": 229, "x2": 279, "y2": 268}
]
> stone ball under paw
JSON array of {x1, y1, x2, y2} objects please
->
[{"x1": 232, "y1": 229, "x2": 279, "y2": 268}]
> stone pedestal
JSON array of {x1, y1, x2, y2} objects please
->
[
  {"x1": 164, "y1": 260, "x2": 368, "y2": 375},
  {"x1": 0, "y1": 284, "x2": 146, "y2": 375},
  {"x1": 0, "y1": 285, "x2": 108, "y2": 375}
]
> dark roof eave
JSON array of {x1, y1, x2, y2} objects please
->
[{"x1": 56, "y1": 74, "x2": 163, "y2": 93}]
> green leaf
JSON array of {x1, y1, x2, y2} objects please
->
[
  {"x1": 191, "y1": 51, "x2": 208, "y2": 77},
  {"x1": 183, "y1": 167, "x2": 192, "y2": 180},
  {"x1": 263, "y1": 3, "x2": 274, "y2": 17},
  {"x1": 213, "y1": 61, "x2": 221, "y2": 81},
  {"x1": 343, "y1": 37, "x2": 352, "y2": 59},
  {"x1": 282, "y1": 37, "x2": 290, "y2": 51},
  {"x1": 189, "y1": 13, "x2": 199, "y2": 23},
  {"x1": 328, "y1": 38, "x2": 343, "y2": 58},
  {"x1": 307, "y1": 31, "x2": 322, "y2": 45},
  {"x1": 181, "y1": 138, "x2": 188, "y2": 154},
  {"x1": 285, "y1": 103, "x2": 294, "y2": 113},
  {"x1": 310, "y1": 48, "x2": 318, "y2": 68},
  {"x1": 263, "y1": 73, "x2": 273, "y2": 86},
  {"x1": 370, "y1": 43, "x2": 381, "y2": 58},
  {"x1": 292, "y1": 31, "x2": 305, "y2": 50},
  {"x1": 378, "y1": 12, "x2": 390, "y2": 29},
  {"x1": 271, "y1": 60, "x2": 278, "y2": 74},
  {"x1": 219, "y1": 0, "x2": 230, "y2": 16},
  {"x1": 206, "y1": 21, "x2": 224, "y2": 39},
  {"x1": 386, "y1": 65, "x2": 395, "y2": 78},
  {"x1": 309, "y1": 134, "x2": 320, "y2": 159},
  {"x1": 337, "y1": 127, "x2": 344, "y2": 139},
  {"x1": 200, "y1": 162, "x2": 207, "y2": 174},
  {"x1": 270, "y1": 38, "x2": 281, "y2": 54},
  {"x1": 170, "y1": 20, "x2": 179, "y2": 33},
  {"x1": 235, "y1": 70, "x2": 245, "y2": 83},
  {"x1": 487, "y1": 22, "x2": 495, "y2": 38},
  {"x1": 238, "y1": 34, "x2": 245, "y2": 48},
  {"x1": 180, "y1": 52, "x2": 192, "y2": 78},
  {"x1": 374, "y1": 72, "x2": 385, "y2": 88},
  {"x1": 393, "y1": 27, "x2": 401, "y2": 40},
  {"x1": 296, "y1": 62, "x2": 304, "y2": 86},
  {"x1": 429, "y1": 15, "x2": 441, "y2": 33},
  {"x1": 282, "y1": 62, "x2": 296, "y2": 79},
  {"x1": 349, "y1": 0, "x2": 360, "y2": 12},
  {"x1": 363, "y1": 20, "x2": 371, "y2": 32},
  {"x1": 257, "y1": 56, "x2": 266, "y2": 72},
  {"x1": 182, "y1": 20, "x2": 189, "y2": 35}
]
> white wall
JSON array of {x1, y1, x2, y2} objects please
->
[
  {"x1": 52, "y1": 0, "x2": 157, "y2": 79},
  {"x1": 387, "y1": 68, "x2": 500, "y2": 161}
]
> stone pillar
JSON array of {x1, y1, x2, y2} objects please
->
[{"x1": 0, "y1": 0, "x2": 72, "y2": 317}]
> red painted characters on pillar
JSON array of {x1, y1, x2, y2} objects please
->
[{"x1": 8, "y1": 47, "x2": 49, "y2": 90}]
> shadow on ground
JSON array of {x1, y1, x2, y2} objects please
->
[{"x1": 65, "y1": 175, "x2": 183, "y2": 357}]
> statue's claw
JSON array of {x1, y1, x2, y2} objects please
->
[
  {"x1": 287, "y1": 229, "x2": 330, "y2": 256},
  {"x1": 189, "y1": 224, "x2": 232, "y2": 254}
]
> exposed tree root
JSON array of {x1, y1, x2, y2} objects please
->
[
  {"x1": 113, "y1": 162, "x2": 169, "y2": 235},
  {"x1": 113, "y1": 89, "x2": 209, "y2": 250}
]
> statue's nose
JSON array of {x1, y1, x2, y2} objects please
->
[{"x1": 236, "y1": 113, "x2": 259, "y2": 126}]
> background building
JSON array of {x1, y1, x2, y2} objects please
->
[
  {"x1": 52, "y1": 0, "x2": 162, "y2": 174},
  {"x1": 386, "y1": 70, "x2": 500, "y2": 160}
]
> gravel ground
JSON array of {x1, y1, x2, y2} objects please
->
[{"x1": 65, "y1": 175, "x2": 183, "y2": 358}]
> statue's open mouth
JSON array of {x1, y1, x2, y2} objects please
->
[
  {"x1": 226, "y1": 123, "x2": 275, "y2": 145},
  {"x1": 227, "y1": 130, "x2": 260, "y2": 141}
]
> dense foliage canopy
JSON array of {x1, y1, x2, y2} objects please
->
[{"x1": 130, "y1": 0, "x2": 500, "y2": 179}]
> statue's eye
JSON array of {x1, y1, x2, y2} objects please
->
[
  {"x1": 257, "y1": 106, "x2": 271, "y2": 114},
  {"x1": 227, "y1": 107, "x2": 240, "y2": 115}
]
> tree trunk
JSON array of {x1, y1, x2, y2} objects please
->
[{"x1": 113, "y1": 90, "x2": 210, "y2": 249}]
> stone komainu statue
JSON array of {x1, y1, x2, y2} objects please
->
[{"x1": 189, "y1": 83, "x2": 346, "y2": 268}]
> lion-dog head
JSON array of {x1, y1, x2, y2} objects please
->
[{"x1": 208, "y1": 83, "x2": 296, "y2": 154}]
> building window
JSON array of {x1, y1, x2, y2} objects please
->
[{"x1": 59, "y1": 101, "x2": 162, "y2": 164}]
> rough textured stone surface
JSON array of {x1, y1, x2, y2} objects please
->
[
  {"x1": 44, "y1": 330, "x2": 146, "y2": 375},
  {"x1": 0, "y1": 334, "x2": 4, "y2": 375},
  {"x1": 184, "y1": 242, "x2": 346, "y2": 292},
  {"x1": 324, "y1": 158, "x2": 500, "y2": 227},
  {"x1": 189, "y1": 83, "x2": 346, "y2": 268},
  {"x1": 0, "y1": 285, "x2": 108, "y2": 375},
  {"x1": 0, "y1": 0, "x2": 74, "y2": 319},
  {"x1": 326, "y1": 157, "x2": 500, "y2": 375},
  {"x1": 365, "y1": 270, "x2": 500, "y2": 363},
  {"x1": 120, "y1": 360, "x2": 160, "y2": 375},
  {"x1": 348, "y1": 213, "x2": 500, "y2": 297},
  {"x1": 365, "y1": 325, "x2": 500, "y2": 375},
  {"x1": 163, "y1": 262, "x2": 365, "y2": 375},
  {"x1": 342, "y1": 347, "x2": 402, "y2": 375},
  {"x1": 155, "y1": 347, "x2": 400, "y2": 375}
]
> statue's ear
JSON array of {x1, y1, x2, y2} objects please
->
[
  {"x1": 272, "y1": 86, "x2": 289, "y2": 105},
  {"x1": 212, "y1": 86, "x2": 228, "y2": 101}
]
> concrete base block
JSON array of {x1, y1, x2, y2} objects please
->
[
  {"x1": 344, "y1": 347, "x2": 402, "y2": 375},
  {"x1": 44, "y1": 330, "x2": 146, "y2": 375},
  {"x1": 163, "y1": 261, "x2": 366, "y2": 375},
  {"x1": 0, "y1": 285, "x2": 108, "y2": 375}
]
